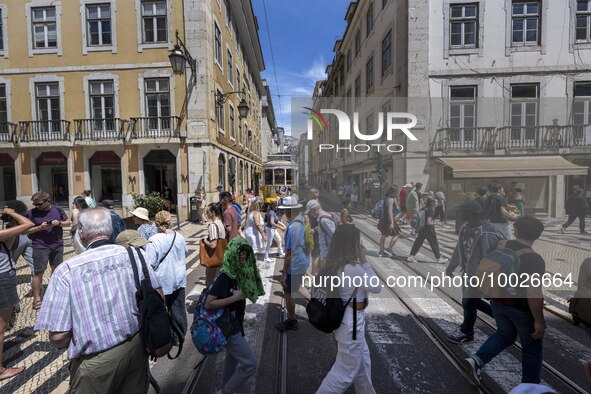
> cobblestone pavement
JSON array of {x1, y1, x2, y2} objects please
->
[
  {"x1": 322, "y1": 192, "x2": 591, "y2": 311},
  {"x1": 0, "y1": 219, "x2": 207, "y2": 394}
]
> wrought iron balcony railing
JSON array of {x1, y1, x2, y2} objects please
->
[
  {"x1": 74, "y1": 118, "x2": 126, "y2": 140},
  {"x1": 18, "y1": 120, "x2": 71, "y2": 142},
  {"x1": 129, "y1": 116, "x2": 180, "y2": 139},
  {"x1": 0, "y1": 122, "x2": 18, "y2": 143},
  {"x1": 432, "y1": 124, "x2": 589, "y2": 152}
]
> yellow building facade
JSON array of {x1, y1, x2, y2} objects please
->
[{"x1": 0, "y1": 0, "x2": 266, "y2": 218}]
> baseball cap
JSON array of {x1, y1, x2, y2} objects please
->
[{"x1": 115, "y1": 230, "x2": 150, "y2": 248}]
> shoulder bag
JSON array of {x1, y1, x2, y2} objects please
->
[{"x1": 200, "y1": 223, "x2": 227, "y2": 268}]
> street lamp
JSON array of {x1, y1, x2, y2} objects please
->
[
  {"x1": 168, "y1": 30, "x2": 196, "y2": 83},
  {"x1": 216, "y1": 91, "x2": 250, "y2": 118}
]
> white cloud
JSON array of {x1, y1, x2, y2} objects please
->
[{"x1": 302, "y1": 56, "x2": 327, "y2": 81}]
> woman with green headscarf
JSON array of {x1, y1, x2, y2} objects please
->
[{"x1": 205, "y1": 237, "x2": 264, "y2": 394}]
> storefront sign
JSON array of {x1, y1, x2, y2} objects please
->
[
  {"x1": 89, "y1": 151, "x2": 121, "y2": 164},
  {"x1": 451, "y1": 183, "x2": 462, "y2": 191},
  {"x1": 37, "y1": 152, "x2": 66, "y2": 165}
]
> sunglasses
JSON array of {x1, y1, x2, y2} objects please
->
[{"x1": 33, "y1": 201, "x2": 48, "y2": 207}]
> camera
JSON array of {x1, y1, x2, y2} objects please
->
[{"x1": 0, "y1": 214, "x2": 10, "y2": 223}]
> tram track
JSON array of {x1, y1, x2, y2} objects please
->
[{"x1": 330, "y1": 199, "x2": 588, "y2": 393}]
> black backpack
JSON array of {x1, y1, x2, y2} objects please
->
[
  {"x1": 306, "y1": 268, "x2": 360, "y2": 340},
  {"x1": 127, "y1": 247, "x2": 182, "y2": 359}
]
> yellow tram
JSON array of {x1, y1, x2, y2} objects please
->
[{"x1": 261, "y1": 154, "x2": 298, "y2": 203}]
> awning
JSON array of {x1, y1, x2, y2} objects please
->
[{"x1": 438, "y1": 156, "x2": 588, "y2": 178}]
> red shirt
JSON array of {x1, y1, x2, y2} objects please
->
[
  {"x1": 223, "y1": 205, "x2": 239, "y2": 240},
  {"x1": 399, "y1": 188, "x2": 409, "y2": 207}
]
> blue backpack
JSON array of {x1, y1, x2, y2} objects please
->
[
  {"x1": 232, "y1": 203, "x2": 243, "y2": 223},
  {"x1": 371, "y1": 198, "x2": 386, "y2": 219},
  {"x1": 191, "y1": 286, "x2": 229, "y2": 355}
]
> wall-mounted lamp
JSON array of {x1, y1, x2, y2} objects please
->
[
  {"x1": 169, "y1": 30, "x2": 197, "y2": 84},
  {"x1": 215, "y1": 90, "x2": 250, "y2": 118}
]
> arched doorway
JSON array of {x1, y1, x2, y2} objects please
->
[
  {"x1": 143, "y1": 149, "x2": 176, "y2": 205},
  {"x1": 37, "y1": 152, "x2": 68, "y2": 205},
  {"x1": 218, "y1": 154, "x2": 226, "y2": 190},
  {"x1": 0, "y1": 153, "x2": 16, "y2": 204},
  {"x1": 89, "y1": 151, "x2": 122, "y2": 205}
]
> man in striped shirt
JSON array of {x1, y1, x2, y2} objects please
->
[{"x1": 35, "y1": 208, "x2": 162, "y2": 393}]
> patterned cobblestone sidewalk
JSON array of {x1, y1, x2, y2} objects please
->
[{"x1": 0, "y1": 220, "x2": 206, "y2": 394}]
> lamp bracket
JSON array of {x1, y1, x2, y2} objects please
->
[
  {"x1": 215, "y1": 90, "x2": 246, "y2": 109},
  {"x1": 174, "y1": 30, "x2": 197, "y2": 83}
]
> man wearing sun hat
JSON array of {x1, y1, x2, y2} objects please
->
[{"x1": 276, "y1": 196, "x2": 310, "y2": 332}]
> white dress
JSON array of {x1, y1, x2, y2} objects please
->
[{"x1": 244, "y1": 211, "x2": 264, "y2": 254}]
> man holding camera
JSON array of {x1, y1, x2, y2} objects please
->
[{"x1": 25, "y1": 192, "x2": 70, "y2": 310}]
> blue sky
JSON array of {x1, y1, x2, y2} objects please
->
[{"x1": 252, "y1": 0, "x2": 349, "y2": 136}]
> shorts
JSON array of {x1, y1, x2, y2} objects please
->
[
  {"x1": 378, "y1": 219, "x2": 401, "y2": 237},
  {"x1": 33, "y1": 246, "x2": 64, "y2": 273},
  {"x1": 351, "y1": 194, "x2": 359, "y2": 202},
  {"x1": 284, "y1": 273, "x2": 305, "y2": 294},
  {"x1": 0, "y1": 270, "x2": 18, "y2": 309}
]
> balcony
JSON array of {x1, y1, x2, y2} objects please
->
[
  {"x1": 18, "y1": 120, "x2": 71, "y2": 142},
  {"x1": 431, "y1": 127, "x2": 496, "y2": 152},
  {"x1": 130, "y1": 116, "x2": 181, "y2": 139},
  {"x1": 432, "y1": 124, "x2": 590, "y2": 153},
  {"x1": 0, "y1": 122, "x2": 18, "y2": 143},
  {"x1": 74, "y1": 118, "x2": 126, "y2": 141}
]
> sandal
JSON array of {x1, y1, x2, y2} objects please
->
[
  {"x1": 33, "y1": 300, "x2": 42, "y2": 310},
  {"x1": 0, "y1": 366, "x2": 25, "y2": 381}
]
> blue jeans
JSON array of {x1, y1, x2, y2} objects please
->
[
  {"x1": 460, "y1": 297, "x2": 493, "y2": 337},
  {"x1": 473, "y1": 300, "x2": 543, "y2": 384}
]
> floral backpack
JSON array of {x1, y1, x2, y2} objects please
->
[{"x1": 191, "y1": 285, "x2": 229, "y2": 355}]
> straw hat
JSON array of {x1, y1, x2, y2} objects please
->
[{"x1": 130, "y1": 207, "x2": 150, "y2": 221}]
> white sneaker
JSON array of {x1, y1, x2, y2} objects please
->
[
  {"x1": 560, "y1": 227, "x2": 566, "y2": 234},
  {"x1": 279, "y1": 253, "x2": 285, "y2": 258},
  {"x1": 407, "y1": 255, "x2": 418, "y2": 263},
  {"x1": 438, "y1": 257, "x2": 449, "y2": 264},
  {"x1": 264, "y1": 258, "x2": 274, "y2": 263}
]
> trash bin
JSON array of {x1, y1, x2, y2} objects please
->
[{"x1": 189, "y1": 196, "x2": 199, "y2": 222}]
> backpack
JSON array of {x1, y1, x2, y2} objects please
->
[
  {"x1": 474, "y1": 240, "x2": 534, "y2": 299},
  {"x1": 291, "y1": 216, "x2": 314, "y2": 255},
  {"x1": 410, "y1": 209, "x2": 426, "y2": 231},
  {"x1": 306, "y1": 267, "x2": 360, "y2": 339},
  {"x1": 371, "y1": 198, "x2": 386, "y2": 219},
  {"x1": 406, "y1": 190, "x2": 418, "y2": 209},
  {"x1": 232, "y1": 203, "x2": 243, "y2": 223},
  {"x1": 127, "y1": 247, "x2": 181, "y2": 359},
  {"x1": 191, "y1": 282, "x2": 236, "y2": 355}
]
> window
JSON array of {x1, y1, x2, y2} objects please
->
[
  {"x1": 225, "y1": 0, "x2": 231, "y2": 28},
  {"x1": 229, "y1": 104, "x2": 235, "y2": 139},
  {"x1": 355, "y1": 30, "x2": 361, "y2": 57},
  {"x1": 216, "y1": 89, "x2": 224, "y2": 131},
  {"x1": 238, "y1": 122, "x2": 242, "y2": 144},
  {"x1": 366, "y1": 4, "x2": 374, "y2": 36},
  {"x1": 346, "y1": 50, "x2": 352, "y2": 73},
  {"x1": 354, "y1": 74, "x2": 361, "y2": 106},
  {"x1": 366, "y1": 56, "x2": 374, "y2": 94},
  {"x1": 86, "y1": 4, "x2": 111, "y2": 46},
  {"x1": 141, "y1": 1, "x2": 167, "y2": 43},
  {"x1": 574, "y1": 82, "x2": 591, "y2": 124},
  {"x1": 510, "y1": 84, "x2": 538, "y2": 143},
  {"x1": 218, "y1": 155, "x2": 226, "y2": 189},
  {"x1": 35, "y1": 82, "x2": 61, "y2": 132},
  {"x1": 214, "y1": 22, "x2": 222, "y2": 65},
  {"x1": 576, "y1": 0, "x2": 591, "y2": 42},
  {"x1": 450, "y1": 4, "x2": 478, "y2": 48},
  {"x1": 32, "y1": 7, "x2": 57, "y2": 49},
  {"x1": 227, "y1": 49, "x2": 233, "y2": 85},
  {"x1": 90, "y1": 80, "x2": 115, "y2": 131},
  {"x1": 236, "y1": 69, "x2": 241, "y2": 92},
  {"x1": 382, "y1": 30, "x2": 392, "y2": 75},
  {"x1": 144, "y1": 78, "x2": 170, "y2": 131},
  {"x1": 0, "y1": 9, "x2": 4, "y2": 52},
  {"x1": 512, "y1": 1, "x2": 540, "y2": 46},
  {"x1": 0, "y1": 84, "x2": 7, "y2": 123},
  {"x1": 449, "y1": 86, "x2": 477, "y2": 145},
  {"x1": 366, "y1": 113, "x2": 374, "y2": 136}
]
